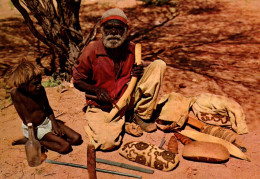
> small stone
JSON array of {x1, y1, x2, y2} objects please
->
[{"x1": 179, "y1": 83, "x2": 186, "y2": 88}]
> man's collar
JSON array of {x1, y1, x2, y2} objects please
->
[{"x1": 95, "y1": 39, "x2": 108, "y2": 56}]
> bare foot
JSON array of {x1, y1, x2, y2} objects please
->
[
  {"x1": 12, "y1": 137, "x2": 28, "y2": 145},
  {"x1": 41, "y1": 153, "x2": 47, "y2": 163}
]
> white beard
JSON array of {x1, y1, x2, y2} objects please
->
[{"x1": 101, "y1": 26, "x2": 127, "y2": 48}]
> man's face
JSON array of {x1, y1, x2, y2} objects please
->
[{"x1": 101, "y1": 20, "x2": 127, "y2": 49}]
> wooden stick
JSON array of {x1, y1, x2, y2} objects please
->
[
  {"x1": 187, "y1": 117, "x2": 204, "y2": 129},
  {"x1": 45, "y1": 159, "x2": 142, "y2": 178},
  {"x1": 85, "y1": 94, "x2": 98, "y2": 100},
  {"x1": 1, "y1": 103, "x2": 13, "y2": 110},
  {"x1": 87, "y1": 144, "x2": 97, "y2": 179},
  {"x1": 104, "y1": 43, "x2": 142, "y2": 123},
  {"x1": 85, "y1": 94, "x2": 120, "y2": 110},
  {"x1": 55, "y1": 112, "x2": 65, "y2": 118}
]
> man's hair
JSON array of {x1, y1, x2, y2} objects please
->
[{"x1": 8, "y1": 59, "x2": 42, "y2": 88}]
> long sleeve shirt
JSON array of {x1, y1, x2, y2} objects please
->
[{"x1": 73, "y1": 39, "x2": 135, "y2": 108}]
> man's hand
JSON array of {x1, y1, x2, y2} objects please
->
[
  {"x1": 131, "y1": 64, "x2": 144, "y2": 78},
  {"x1": 94, "y1": 87, "x2": 113, "y2": 105}
]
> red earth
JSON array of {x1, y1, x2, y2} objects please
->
[{"x1": 0, "y1": 0, "x2": 260, "y2": 178}]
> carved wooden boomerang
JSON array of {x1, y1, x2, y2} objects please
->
[{"x1": 187, "y1": 116, "x2": 247, "y2": 152}]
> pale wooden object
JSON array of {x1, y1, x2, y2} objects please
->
[
  {"x1": 183, "y1": 141, "x2": 230, "y2": 162},
  {"x1": 104, "y1": 43, "x2": 142, "y2": 123},
  {"x1": 179, "y1": 130, "x2": 249, "y2": 161},
  {"x1": 175, "y1": 133, "x2": 229, "y2": 163}
]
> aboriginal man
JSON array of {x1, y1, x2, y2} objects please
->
[{"x1": 73, "y1": 8, "x2": 166, "y2": 150}]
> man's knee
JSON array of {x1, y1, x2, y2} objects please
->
[
  {"x1": 58, "y1": 142, "x2": 73, "y2": 154},
  {"x1": 154, "y1": 59, "x2": 166, "y2": 67},
  {"x1": 150, "y1": 60, "x2": 166, "y2": 71},
  {"x1": 70, "y1": 134, "x2": 83, "y2": 146}
]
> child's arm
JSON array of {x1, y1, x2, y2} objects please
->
[{"x1": 42, "y1": 88, "x2": 64, "y2": 136}]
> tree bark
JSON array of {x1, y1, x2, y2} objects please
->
[{"x1": 11, "y1": 0, "x2": 84, "y2": 80}]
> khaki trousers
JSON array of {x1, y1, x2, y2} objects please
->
[{"x1": 85, "y1": 60, "x2": 166, "y2": 150}]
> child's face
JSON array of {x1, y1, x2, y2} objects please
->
[{"x1": 25, "y1": 76, "x2": 42, "y2": 96}]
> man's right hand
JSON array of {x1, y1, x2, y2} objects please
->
[
  {"x1": 73, "y1": 80, "x2": 114, "y2": 105},
  {"x1": 94, "y1": 87, "x2": 113, "y2": 105}
]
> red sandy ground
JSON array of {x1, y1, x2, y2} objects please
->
[{"x1": 0, "y1": 0, "x2": 260, "y2": 178}]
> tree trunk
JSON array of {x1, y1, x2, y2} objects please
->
[{"x1": 11, "y1": 0, "x2": 84, "y2": 80}]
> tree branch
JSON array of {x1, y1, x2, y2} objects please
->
[
  {"x1": 43, "y1": 0, "x2": 58, "y2": 19},
  {"x1": 59, "y1": 0, "x2": 82, "y2": 44},
  {"x1": 129, "y1": 7, "x2": 180, "y2": 42},
  {"x1": 11, "y1": 0, "x2": 53, "y2": 48},
  {"x1": 23, "y1": 0, "x2": 69, "y2": 55}
]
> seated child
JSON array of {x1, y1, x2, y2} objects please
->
[{"x1": 9, "y1": 60, "x2": 83, "y2": 154}]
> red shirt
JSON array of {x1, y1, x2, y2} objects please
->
[{"x1": 73, "y1": 39, "x2": 135, "y2": 107}]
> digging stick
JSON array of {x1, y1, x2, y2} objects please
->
[
  {"x1": 84, "y1": 94, "x2": 120, "y2": 110},
  {"x1": 45, "y1": 159, "x2": 142, "y2": 179},
  {"x1": 87, "y1": 144, "x2": 97, "y2": 179}
]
